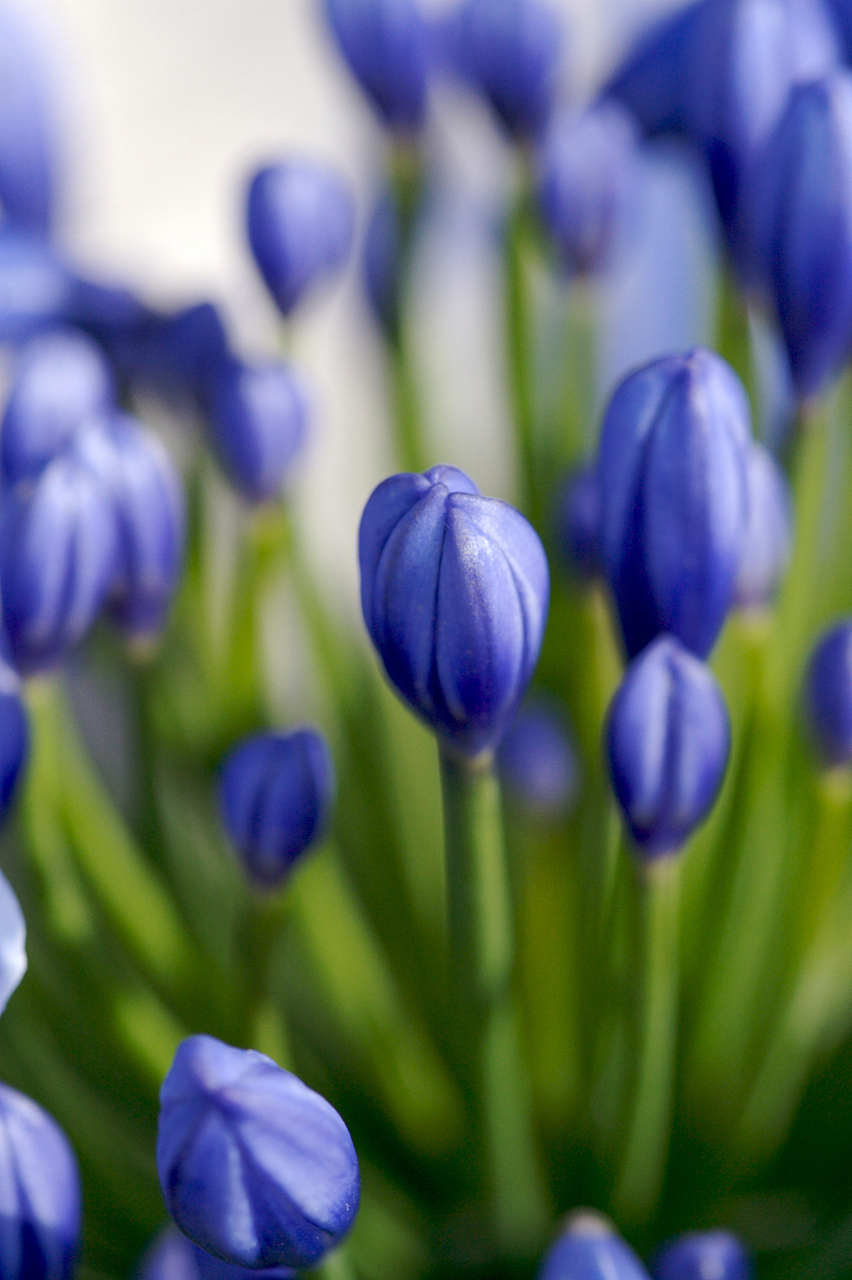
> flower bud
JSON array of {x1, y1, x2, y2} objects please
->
[
  {"x1": 139, "y1": 1227, "x2": 295, "y2": 1280},
  {"x1": 498, "y1": 696, "x2": 578, "y2": 819},
  {"x1": 324, "y1": 0, "x2": 429, "y2": 133},
  {"x1": 219, "y1": 728, "x2": 335, "y2": 891},
  {"x1": 0, "y1": 1083, "x2": 81, "y2": 1280},
  {"x1": 598, "y1": 347, "x2": 750, "y2": 660},
  {"x1": 733, "y1": 442, "x2": 792, "y2": 610},
  {"x1": 97, "y1": 302, "x2": 230, "y2": 404},
  {"x1": 359, "y1": 465, "x2": 549, "y2": 759},
  {"x1": 0, "y1": 663, "x2": 28, "y2": 831},
  {"x1": 607, "y1": 635, "x2": 731, "y2": 857},
  {"x1": 805, "y1": 620, "x2": 852, "y2": 766},
  {"x1": 157, "y1": 1035, "x2": 360, "y2": 1271},
  {"x1": 603, "y1": 2, "x2": 701, "y2": 139},
  {"x1": 0, "y1": 230, "x2": 74, "y2": 341},
  {"x1": 538, "y1": 1211, "x2": 650, "y2": 1280},
  {"x1": 555, "y1": 464, "x2": 601, "y2": 580},
  {"x1": 246, "y1": 162, "x2": 355, "y2": 318},
  {"x1": 1, "y1": 329, "x2": 115, "y2": 485},
  {"x1": 205, "y1": 359, "x2": 308, "y2": 503},
  {"x1": 536, "y1": 102, "x2": 638, "y2": 278},
  {"x1": 0, "y1": 863, "x2": 27, "y2": 1014},
  {"x1": 651, "y1": 1231, "x2": 752, "y2": 1280},
  {"x1": 0, "y1": 3, "x2": 59, "y2": 236}
]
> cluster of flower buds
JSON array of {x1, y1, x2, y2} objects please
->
[{"x1": 538, "y1": 1212, "x2": 751, "y2": 1280}]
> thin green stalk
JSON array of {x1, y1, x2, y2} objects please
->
[
  {"x1": 239, "y1": 893, "x2": 292, "y2": 1066},
  {"x1": 386, "y1": 142, "x2": 427, "y2": 474},
  {"x1": 504, "y1": 192, "x2": 539, "y2": 524}
]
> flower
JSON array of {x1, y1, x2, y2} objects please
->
[
  {"x1": 0, "y1": 1, "x2": 60, "y2": 237},
  {"x1": 324, "y1": 0, "x2": 429, "y2": 133},
  {"x1": 650, "y1": 1231, "x2": 752, "y2": 1280},
  {"x1": 138, "y1": 1227, "x2": 295, "y2": 1280},
  {"x1": 733, "y1": 442, "x2": 792, "y2": 609},
  {"x1": 497, "y1": 696, "x2": 578, "y2": 818},
  {"x1": 205, "y1": 358, "x2": 308, "y2": 503},
  {"x1": 805, "y1": 619, "x2": 852, "y2": 766},
  {"x1": 538, "y1": 1211, "x2": 651, "y2": 1280},
  {"x1": 0, "y1": 863, "x2": 26, "y2": 1015},
  {"x1": 555, "y1": 463, "x2": 601, "y2": 580}
]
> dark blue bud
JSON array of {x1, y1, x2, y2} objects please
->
[
  {"x1": 72, "y1": 414, "x2": 185, "y2": 639},
  {"x1": 0, "y1": 668, "x2": 28, "y2": 830},
  {"x1": 538, "y1": 1211, "x2": 650, "y2": 1280},
  {"x1": 359, "y1": 465, "x2": 549, "y2": 758},
  {"x1": 139, "y1": 1228, "x2": 295, "y2": 1280},
  {"x1": 219, "y1": 728, "x2": 335, "y2": 890},
  {"x1": 0, "y1": 4, "x2": 59, "y2": 236},
  {"x1": 498, "y1": 696, "x2": 578, "y2": 818},
  {"x1": 450, "y1": 0, "x2": 564, "y2": 139},
  {"x1": 598, "y1": 347, "x2": 751, "y2": 660},
  {"x1": 1, "y1": 329, "x2": 115, "y2": 484},
  {"x1": 206, "y1": 359, "x2": 308, "y2": 503},
  {"x1": 363, "y1": 190, "x2": 401, "y2": 337},
  {"x1": 733, "y1": 442, "x2": 792, "y2": 609},
  {"x1": 246, "y1": 162, "x2": 355, "y2": 318},
  {"x1": 805, "y1": 619, "x2": 852, "y2": 766},
  {"x1": 603, "y1": 3, "x2": 702, "y2": 139},
  {"x1": 650, "y1": 1231, "x2": 752, "y2": 1280},
  {"x1": 157, "y1": 1035, "x2": 360, "y2": 1271},
  {"x1": 0, "y1": 450, "x2": 117, "y2": 674},
  {"x1": 607, "y1": 634, "x2": 731, "y2": 857},
  {"x1": 536, "y1": 102, "x2": 638, "y2": 277},
  {"x1": 0, "y1": 1083, "x2": 81, "y2": 1280},
  {"x1": 0, "y1": 230, "x2": 73, "y2": 341},
  {"x1": 325, "y1": 0, "x2": 429, "y2": 132},
  {"x1": 0, "y1": 864, "x2": 27, "y2": 1013},
  {"x1": 95, "y1": 302, "x2": 230, "y2": 403},
  {"x1": 555, "y1": 464, "x2": 601, "y2": 580}
]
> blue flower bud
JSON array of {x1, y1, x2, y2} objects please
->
[
  {"x1": 0, "y1": 230, "x2": 73, "y2": 341},
  {"x1": 805, "y1": 619, "x2": 852, "y2": 766},
  {"x1": 450, "y1": 0, "x2": 564, "y2": 139},
  {"x1": 603, "y1": 3, "x2": 701, "y2": 139},
  {"x1": 206, "y1": 359, "x2": 308, "y2": 503},
  {"x1": 536, "y1": 102, "x2": 638, "y2": 277},
  {"x1": 219, "y1": 728, "x2": 335, "y2": 890},
  {"x1": 363, "y1": 190, "x2": 400, "y2": 338},
  {"x1": 733, "y1": 442, "x2": 792, "y2": 609},
  {"x1": 359, "y1": 465, "x2": 549, "y2": 758},
  {"x1": 0, "y1": 667, "x2": 28, "y2": 833},
  {"x1": 0, "y1": 3, "x2": 59, "y2": 236},
  {"x1": 157, "y1": 1035, "x2": 360, "y2": 1271},
  {"x1": 0, "y1": 450, "x2": 117, "y2": 674},
  {"x1": 650, "y1": 1231, "x2": 752, "y2": 1280},
  {"x1": 598, "y1": 347, "x2": 751, "y2": 660},
  {"x1": 0, "y1": 1083, "x2": 81, "y2": 1280},
  {"x1": 324, "y1": 0, "x2": 429, "y2": 133},
  {"x1": 1, "y1": 329, "x2": 115, "y2": 485},
  {"x1": 0, "y1": 864, "x2": 27, "y2": 1013},
  {"x1": 498, "y1": 696, "x2": 578, "y2": 818},
  {"x1": 72, "y1": 414, "x2": 185, "y2": 639},
  {"x1": 555, "y1": 464, "x2": 601, "y2": 580},
  {"x1": 95, "y1": 302, "x2": 230, "y2": 404},
  {"x1": 538, "y1": 1211, "x2": 650, "y2": 1280},
  {"x1": 246, "y1": 162, "x2": 355, "y2": 318},
  {"x1": 139, "y1": 1227, "x2": 295, "y2": 1280},
  {"x1": 607, "y1": 634, "x2": 731, "y2": 857}
]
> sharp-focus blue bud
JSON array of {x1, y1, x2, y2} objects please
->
[
  {"x1": 359, "y1": 465, "x2": 550, "y2": 759},
  {"x1": 0, "y1": 862, "x2": 26, "y2": 1013},
  {"x1": 0, "y1": 1083, "x2": 81, "y2": 1280},
  {"x1": 538, "y1": 1211, "x2": 650, "y2": 1280},
  {"x1": 650, "y1": 1230, "x2": 752, "y2": 1280},
  {"x1": 498, "y1": 696, "x2": 578, "y2": 818},
  {"x1": 72, "y1": 414, "x2": 185, "y2": 640},
  {"x1": 598, "y1": 347, "x2": 751, "y2": 660},
  {"x1": 246, "y1": 162, "x2": 355, "y2": 318},
  {"x1": 537, "y1": 102, "x2": 638, "y2": 277},
  {"x1": 733, "y1": 442, "x2": 792, "y2": 609},
  {"x1": 0, "y1": 450, "x2": 117, "y2": 674},
  {"x1": 324, "y1": 0, "x2": 429, "y2": 132},
  {"x1": 555, "y1": 464, "x2": 601, "y2": 580},
  {"x1": 1, "y1": 329, "x2": 115, "y2": 484},
  {"x1": 753, "y1": 72, "x2": 852, "y2": 399},
  {"x1": 157, "y1": 1035, "x2": 360, "y2": 1271},
  {"x1": 139, "y1": 1227, "x2": 295, "y2": 1280},
  {"x1": 607, "y1": 634, "x2": 731, "y2": 857},
  {"x1": 206, "y1": 359, "x2": 308, "y2": 503},
  {"x1": 363, "y1": 190, "x2": 400, "y2": 337},
  {"x1": 450, "y1": 0, "x2": 564, "y2": 139},
  {"x1": 0, "y1": 2, "x2": 60, "y2": 236},
  {"x1": 219, "y1": 728, "x2": 335, "y2": 890},
  {"x1": 805, "y1": 619, "x2": 852, "y2": 766}
]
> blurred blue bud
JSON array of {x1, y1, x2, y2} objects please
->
[
  {"x1": 733, "y1": 442, "x2": 792, "y2": 609},
  {"x1": 246, "y1": 162, "x2": 355, "y2": 318},
  {"x1": 157, "y1": 1035, "x2": 360, "y2": 1271},
  {"x1": 96, "y1": 302, "x2": 230, "y2": 404},
  {"x1": 324, "y1": 0, "x2": 429, "y2": 132},
  {"x1": 359, "y1": 465, "x2": 549, "y2": 758},
  {"x1": 206, "y1": 359, "x2": 308, "y2": 503},
  {"x1": 0, "y1": 862, "x2": 26, "y2": 1014},
  {"x1": 0, "y1": 665, "x2": 28, "y2": 837},
  {"x1": 598, "y1": 347, "x2": 751, "y2": 660},
  {"x1": 603, "y1": 3, "x2": 702, "y2": 139},
  {"x1": 538, "y1": 1211, "x2": 650, "y2": 1280},
  {"x1": 0, "y1": 1082, "x2": 81, "y2": 1280},
  {"x1": 537, "y1": 102, "x2": 638, "y2": 277},
  {"x1": 607, "y1": 634, "x2": 731, "y2": 857},
  {"x1": 555, "y1": 464, "x2": 601, "y2": 580},
  {"x1": 139, "y1": 1227, "x2": 295, "y2": 1280},
  {"x1": 498, "y1": 696, "x2": 578, "y2": 818},
  {"x1": 0, "y1": 2, "x2": 60, "y2": 236},
  {"x1": 450, "y1": 0, "x2": 564, "y2": 139},
  {"x1": 219, "y1": 728, "x2": 335, "y2": 890},
  {"x1": 1, "y1": 328, "x2": 115, "y2": 484},
  {"x1": 363, "y1": 190, "x2": 401, "y2": 337},
  {"x1": 805, "y1": 619, "x2": 852, "y2": 766},
  {"x1": 650, "y1": 1231, "x2": 752, "y2": 1280},
  {"x1": 73, "y1": 414, "x2": 185, "y2": 640},
  {"x1": 0, "y1": 450, "x2": 117, "y2": 674},
  {"x1": 0, "y1": 230, "x2": 73, "y2": 340}
]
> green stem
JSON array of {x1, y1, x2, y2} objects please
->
[
  {"x1": 504, "y1": 191, "x2": 539, "y2": 525},
  {"x1": 387, "y1": 142, "x2": 427, "y2": 474},
  {"x1": 388, "y1": 336, "x2": 426, "y2": 474},
  {"x1": 317, "y1": 1243, "x2": 358, "y2": 1280},
  {"x1": 239, "y1": 894, "x2": 292, "y2": 1066}
]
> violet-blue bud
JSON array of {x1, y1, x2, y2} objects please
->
[
  {"x1": 733, "y1": 442, "x2": 792, "y2": 609},
  {"x1": 536, "y1": 102, "x2": 638, "y2": 277},
  {"x1": 0, "y1": 230, "x2": 73, "y2": 341},
  {"x1": 555, "y1": 464, "x2": 601, "y2": 580},
  {"x1": 805, "y1": 619, "x2": 852, "y2": 766},
  {"x1": 603, "y1": 2, "x2": 702, "y2": 140},
  {"x1": 157, "y1": 1035, "x2": 360, "y2": 1271},
  {"x1": 359, "y1": 465, "x2": 549, "y2": 758},
  {"x1": 607, "y1": 634, "x2": 731, "y2": 857},
  {"x1": 0, "y1": 1083, "x2": 81, "y2": 1280},
  {"x1": 219, "y1": 728, "x2": 335, "y2": 890},
  {"x1": 363, "y1": 190, "x2": 400, "y2": 338},
  {"x1": 538, "y1": 1212, "x2": 650, "y2": 1280},
  {"x1": 95, "y1": 302, "x2": 230, "y2": 404},
  {"x1": 598, "y1": 347, "x2": 751, "y2": 660},
  {"x1": 0, "y1": 666, "x2": 28, "y2": 832},
  {"x1": 139, "y1": 1227, "x2": 295, "y2": 1280},
  {"x1": 246, "y1": 162, "x2": 355, "y2": 318},
  {"x1": 1, "y1": 328, "x2": 115, "y2": 485},
  {"x1": 324, "y1": 0, "x2": 429, "y2": 132},
  {"x1": 498, "y1": 696, "x2": 578, "y2": 818},
  {"x1": 0, "y1": 3, "x2": 58, "y2": 237},
  {"x1": 650, "y1": 1231, "x2": 752, "y2": 1280},
  {"x1": 206, "y1": 359, "x2": 308, "y2": 503},
  {"x1": 0, "y1": 863, "x2": 26, "y2": 1014}
]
